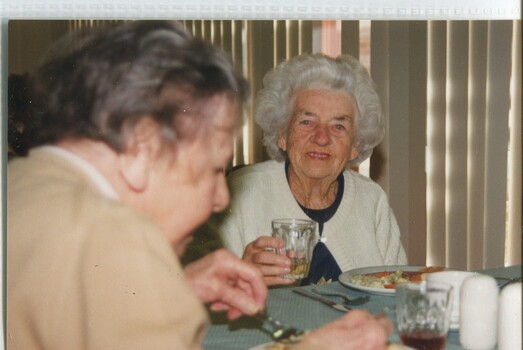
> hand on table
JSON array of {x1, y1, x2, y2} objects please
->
[
  {"x1": 242, "y1": 236, "x2": 296, "y2": 286},
  {"x1": 298, "y1": 310, "x2": 392, "y2": 350},
  {"x1": 184, "y1": 249, "x2": 267, "y2": 320}
]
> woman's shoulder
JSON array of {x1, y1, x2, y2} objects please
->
[
  {"x1": 227, "y1": 159, "x2": 283, "y2": 182},
  {"x1": 343, "y1": 169, "x2": 386, "y2": 194}
]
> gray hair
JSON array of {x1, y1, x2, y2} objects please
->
[
  {"x1": 29, "y1": 21, "x2": 247, "y2": 151},
  {"x1": 254, "y1": 53, "x2": 384, "y2": 167}
]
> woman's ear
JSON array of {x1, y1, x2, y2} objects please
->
[
  {"x1": 277, "y1": 135, "x2": 287, "y2": 152},
  {"x1": 350, "y1": 140, "x2": 360, "y2": 161},
  {"x1": 118, "y1": 118, "x2": 162, "y2": 192},
  {"x1": 119, "y1": 150, "x2": 149, "y2": 192}
]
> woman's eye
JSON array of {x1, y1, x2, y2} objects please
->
[
  {"x1": 300, "y1": 119, "x2": 311, "y2": 125},
  {"x1": 334, "y1": 124, "x2": 346, "y2": 130}
]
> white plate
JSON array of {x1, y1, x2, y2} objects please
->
[{"x1": 338, "y1": 265, "x2": 430, "y2": 296}]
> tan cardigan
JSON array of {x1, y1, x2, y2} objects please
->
[{"x1": 7, "y1": 148, "x2": 208, "y2": 350}]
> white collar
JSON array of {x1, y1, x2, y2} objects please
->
[{"x1": 41, "y1": 145, "x2": 120, "y2": 201}]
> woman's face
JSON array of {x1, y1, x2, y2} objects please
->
[
  {"x1": 278, "y1": 88, "x2": 359, "y2": 182},
  {"x1": 143, "y1": 94, "x2": 236, "y2": 255}
]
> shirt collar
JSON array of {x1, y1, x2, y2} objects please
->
[{"x1": 41, "y1": 145, "x2": 120, "y2": 201}]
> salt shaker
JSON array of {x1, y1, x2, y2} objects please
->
[
  {"x1": 498, "y1": 282, "x2": 522, "y2": 350},
  {"x1": 459, "y1": 274, "x2": 498, "y2": 349}
]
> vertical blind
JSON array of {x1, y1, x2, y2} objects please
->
[
  {"x1": 423, "y1": 20, "x2": 520, "y2": 270},
  {"x1": 7, "y1": 20, "x2": 521, "y2": 269},
  {"x1": 182, "y1": 19, "x2": 521, "y2": 270}
]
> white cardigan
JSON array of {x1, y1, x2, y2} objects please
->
[{"x1": 219, "y1": 160, "x2": 407, "y2": 273}]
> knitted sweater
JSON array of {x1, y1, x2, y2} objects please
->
[{"x1": 219, "y1": 160, "x2": 407, "y2": 272}]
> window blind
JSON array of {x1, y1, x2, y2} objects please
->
[
  {"x1": 371, "y1": 20, "x2": 520, "y2": 269},
  {"x1": 183, "y1": 19, "x2": 520, "y2": 269},
  {"x1": 6, "y1": 19, "x2": 520, "y2": 269}
]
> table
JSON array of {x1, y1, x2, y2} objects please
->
[{"x1": 203, "y1": 265, "x2": 522, "y2": 350}]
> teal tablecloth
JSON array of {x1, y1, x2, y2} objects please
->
[{"x1": 203, "y1": 265, "x2": 522, "y2": 350}]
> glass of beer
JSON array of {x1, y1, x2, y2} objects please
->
[
  {"x1": 271, "y1": 218, "x2": 316, "y2": 280},
  {"x1": 395, "y1": 281, "x2": 453, "y2": 350}
]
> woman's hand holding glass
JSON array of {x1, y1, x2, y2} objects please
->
[{"x1": 242, "y1": 236, "x2": 296, "y2": 286}]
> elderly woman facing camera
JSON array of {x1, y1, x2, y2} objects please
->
[{"x1": 219, "y1": 54, "x2": 407, "y2": 286}]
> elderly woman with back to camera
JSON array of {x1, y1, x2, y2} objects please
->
[
  {"x1": 219, "y1": 53, "x2": 407, "y2": 286},
  {"x1": 8, "y1": 22, "x2": 393, "y2": 350}
]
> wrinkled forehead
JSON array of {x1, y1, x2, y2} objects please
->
[{"x1": 291, "y1": 88, "x2": 356, "y2": 115}]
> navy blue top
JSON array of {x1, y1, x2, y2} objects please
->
[{"x1": 285, "y1": 161, "x2": 343, "y2": 284}]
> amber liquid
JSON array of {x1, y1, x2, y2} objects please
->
[
  {"x1": 285, "y1": 257, "x2": 309, "y2": 279},
  {"x1": 400, "y1": 331, "x2": 446, "y2": 350}
]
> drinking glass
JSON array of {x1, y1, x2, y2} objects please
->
[
  {"x1": 395, "y1": 281, "x2": 453, "y2": 350},
  {"x1": 271, "y1": 219, "x2": 315, "y2": 280}
]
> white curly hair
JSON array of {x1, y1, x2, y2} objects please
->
[{"x1": 254, "y1": 53, "x2": 384, "y2": 167}]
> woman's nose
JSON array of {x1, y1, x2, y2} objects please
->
[{"x1": 311, "y1": 125, "x2": 331, "y2": 145}]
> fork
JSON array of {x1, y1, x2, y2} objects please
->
[
  {"x1": 311, "y1": 288, "x2": 370, "y2": 306},
  {"x1": 255, "y1": 312, "x2": 305, "y2": 343}
]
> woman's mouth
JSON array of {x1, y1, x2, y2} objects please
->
[{"x1": 307, "y1": 151, "x2": 330, "y2": 159}]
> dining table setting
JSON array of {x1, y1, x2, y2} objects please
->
[{"x1": 203, "y1": 264, "x2": 522, "y2": 350}]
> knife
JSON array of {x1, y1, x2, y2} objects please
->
[{"x1": 292, "y1": 288, "x2": 351, "y2": 312}]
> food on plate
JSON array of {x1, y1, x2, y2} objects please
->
[{"x1": 349, "y1": 266, "x2": 444, "y2": 289}]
